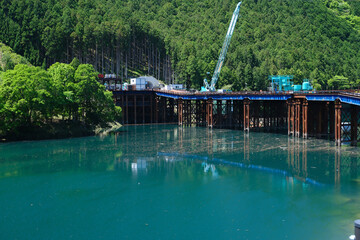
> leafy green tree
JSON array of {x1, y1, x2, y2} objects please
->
[
  {"x1": 47, "y1": 62, "x2": 76, "y2": 118},
  {"x1": 0, "y1": 64, "x2": 52, "y2": 134},
  {"x1": 2, "y1": 53, "x2": 15, "y2": 71},
  {"x1": 70, "y1": 57, "x2": 80, "y2": 71},
  {"x1": 74, "y1": 64, "x2": 119, "y2": 124},
  {"x1": 327, "y1": 75, "x2": 351, "y2": 90}
]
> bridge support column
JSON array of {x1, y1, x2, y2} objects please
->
[
  {"x1": 244, "y1": 99, "x2": 250, "y2": 132},
  {"x1": 295, "y1": 99, "x2": 301, "y2": 137},
  {"x1": 335, "y1": 99, "x2": 342, "y2": 146},
  {"x1": 253, "y1": 101, "x2": 259, "y2": 129},
  {"x1": 302, "y1": 99, "x2": 308, "y2": 139},
  {"x1": 155, "y1": 95, "x2": 159, "y2": 123},
  {"x1": 287, "y1": 99, "x2": 294, "y2": 136},
  {"x1": 329, "y1": 102, "x2": 335, "y2": 139},
  {"x1": 315, "y1": 103, "x2": 323, "y2": 136},
  {"x1": 323, "y1": 103, "x2": 330, "y2": 136},
  {"x1": 183, "y1": 100, "x2": 189, "y2": 126},
  {"x1": 150, "y1": 95, "x2": 153, "y2": 123},
  {"x1": 162, "y1": 98, "x2": 166, "y2": 123},
  {"x1": 263, "y1": 101, "x2": 268, "y2": 129},
  {"x1": 170, "y1": 98, "x2": 176, "y2": 123},
  {"x1": 142, "y1": 95, "x2": 145, "y2": 124},
  {"x1": 226, "y1": 100, "x2": 232, "y2": 128},
  {"x1": 351, "y1": 105, "x2": 358, "y2": 146},
  {"x1": 195, "y1": 100, "x2": 200, "y2": 125},
  {"x1": 206, "y1": 98, "x2": 213, "y2": 128},
  {"x1": 178, "y1": 98, "x2": 183, "y2": 126},
  {"x1": 217, "y1": 101, "x2": 222, "y2": 128}
]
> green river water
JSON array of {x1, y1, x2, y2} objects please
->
[{"x1": 0, "y1": 125, "x2": 359, "y2": 240}]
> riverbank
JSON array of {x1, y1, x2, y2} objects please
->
[{"x1": 0, "y1": 121, "x2": 122, "y2": 142}]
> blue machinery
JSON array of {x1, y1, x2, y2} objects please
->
[
  {"x1": 269, "y1": 75, "x2": 313, "y2": 92},
  {"x1": 202, "y1": 2, "x2": 242, "y2": 92}
]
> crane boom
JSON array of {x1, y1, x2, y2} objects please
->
[{"x1": 202, "y1": 2, "x2": 242, "y2": 92}]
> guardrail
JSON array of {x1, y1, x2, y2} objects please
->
[{"x1": 153, "y1": 89, "x2": 360, "y2": 106}]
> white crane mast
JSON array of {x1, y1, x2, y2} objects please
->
[{"x1": 202, "y1": 2, "x2": 242, "y2": 92}]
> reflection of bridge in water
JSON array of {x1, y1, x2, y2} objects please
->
[
  {"x1": 156, "y1": 151, "x2": 327, "y2": 187},
  {"x1": 114, "y1": 127, "x2": 358, "y2": 186}
]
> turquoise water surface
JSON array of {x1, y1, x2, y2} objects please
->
[{"x1": 0, "y1": 125, "x2": 359, "y2": 240}]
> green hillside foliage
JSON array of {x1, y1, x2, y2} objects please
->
[
  {"x1": 0, "y1": 62, "x2": 121, "y2": 139},
  {"x1": 324, "y1": 0, "x2": 360, "y2": 32},
  {"x1": 0, "y1": 42, "x2": 29, "y2": 72},
  {"x1": 0, "y1": 0, "x2": 360, "y2": 90}
]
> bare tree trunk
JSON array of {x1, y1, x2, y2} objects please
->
[
  {"x1": 116, "y1": 43, "x2": 120, "y2": 77},
  {"x1": 132, "y1": 34, "x2": 135, "y2": 69},
  {"x1": 158, "y1": 49, "x2": 160, "y2": 80},
  {"x1": 152, "y1": 43, "x2": 155, "y2": 76},
  {"x1": 142, "y1": 37, "x2": 145, "y2": 72},
  {"x1": 95, "y1": 44, "x2": 97, "y2": 71},
  {"x1": 147, "y1": 39, "x2": 150, "y2": 75},
  {"x1": 163, "y1": 55, "x2": 166, "y2": 83},
  {"x1": 101, "y1": 43, "x2": 104, "y2": 74},
  {"x1": 125, "y1": 51, "x2": 128, "y2": 79},
  {"x1": 121, "y1": 51, "x2": 124, "y2": 81},
  {"x1": 111, "y1": 47, "x2": 114, "y2": 73}
]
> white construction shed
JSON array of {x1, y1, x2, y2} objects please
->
[{"x1": 130, "y1": 76, "x2": 161, "y2": 90}]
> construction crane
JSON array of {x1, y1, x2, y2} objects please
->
[{"x1": 201, "y1": 1, "x2": 242, "y2": 92}]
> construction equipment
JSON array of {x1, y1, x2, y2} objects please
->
[
  {"x1": 269, "y1": 75, "x2": 313, "y2": 92},
  {"x1": 201, "y1": 2, "x2": 242, "y2": 92}
]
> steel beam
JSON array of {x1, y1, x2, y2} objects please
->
[
  {"x1": 295, "y1": 99, "x2": 301, "y2": 137},
  {"x1": 155, "y1": 95, "x2": 159, "y2": 123},
  {"x1": 206, "y1": 99, "x2": 213, "y2": 128},
  {"x1": 335, "y1": 99, "x2": 342, "y2": 146},
  {"x1": 178, "y1": 98, "x2": 183, "y2": 126},
  {"x1": 287, "y1": 99, "x2": 294, "y2": 136},
  {"x1": 244, "y1": 98, "x2": 250, "y2": 132},
  {"x1": 302, "y1": 99, "x2": 308, "y2": 139}
]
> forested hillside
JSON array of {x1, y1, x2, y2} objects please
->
[{"x1": 1, "y1": 0, "x2": 360, "y2": 90}]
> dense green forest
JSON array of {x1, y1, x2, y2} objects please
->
[
  {"x1": 0, "y1": 0, "x2": 360, "y2": 90},
  {"x1": 0, "y1": 60, "x2": 121, "y2": 140}
]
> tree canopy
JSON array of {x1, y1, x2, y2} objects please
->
[{"x1": 0, "y1": 42, "x2": 29, "y2": 72}]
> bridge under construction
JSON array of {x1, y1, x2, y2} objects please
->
[{"x1": 113, "y1": 90, "x2": 360, "y2": 146}]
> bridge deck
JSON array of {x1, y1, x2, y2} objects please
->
[{"x1": 155, "y1": 90, "x2": 360, "y2": 106}]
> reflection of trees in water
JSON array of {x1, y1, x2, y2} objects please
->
[{"x1": 0, "y1": 135, "x2": 123, "y2": 177}]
